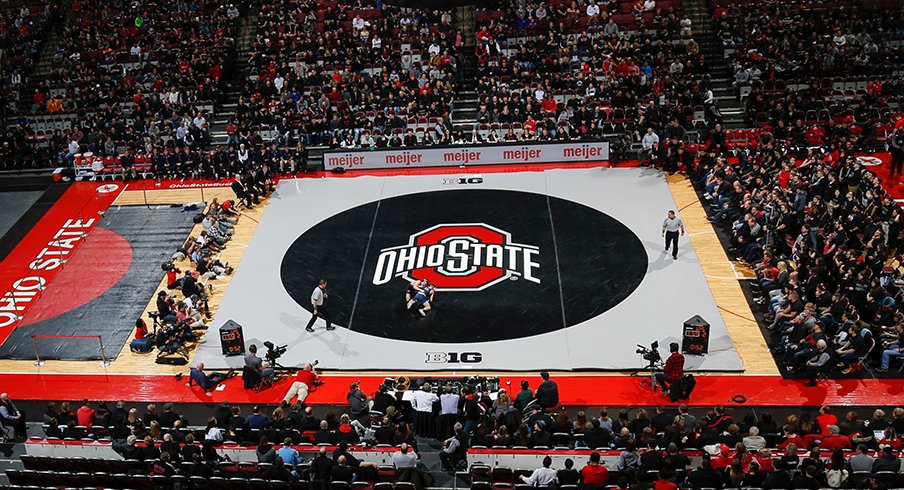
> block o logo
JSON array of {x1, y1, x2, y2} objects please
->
[
  {"x1": 372, "y1": 223, "x2": 540, "y2": 291},
  {"x1": 280, "y1": 189, "x2": 648, "y2": 343}
]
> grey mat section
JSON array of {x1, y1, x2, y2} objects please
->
[
  {"x1": 0, "y1": 191, "x2": 42, "y2": 240},
  {"x1": 196, "y1": 169, "x2": 744, "y2": 372},
  {"x1": 0, "y1": 205, "x2": 197, "y2": 360}
]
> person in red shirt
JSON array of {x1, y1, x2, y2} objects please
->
[
  {"x1": 76, "y1": 399, "x2": 95, "y2": 427},
  {"x1": 580, "y1": 451, "x2": 609, "y2": 486},
  {"x1": 816, "y1": 406, "x2": 838, "y2": 436},
  {"x1": 653, "y1": 342, "x2": 684, "y2": 394},
  {"x1": 653, "y1": 476, "x2": 678, "y2": 490},
  {"x1": 524, "y1": 115, "x2": 537, "y2": 135},
  {"x1": 776, "y1": 424, "x2": 803, "y2": 450},
  {"x1": 819, "y1": 425, "x2": 852, "y2": 450},
  {"x1": 134, "y1": 318, "x2": 148, "y2": 340},
  {"x1": 541, "y1": 95, "x2": 557, "y2": 113},
  {"x1": 281, "y1": 363, "x2": 320, "y2": 405}
]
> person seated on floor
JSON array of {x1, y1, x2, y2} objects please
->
[
  {"x1": 155, "y1": 323, "x2": 188, "y2": 358},
  {"x1": 155, "y1": 291, "x2": 178, "y2": 324},
  {"x1": 190, "y1": 362, "x2": 235, "y2": 392}
]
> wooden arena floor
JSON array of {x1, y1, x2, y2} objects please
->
[{"x1": 0, "y1": 171, "x2": 776, "y2": 377}]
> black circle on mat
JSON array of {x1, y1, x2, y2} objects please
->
[{"x1": 280, "y1": 189, "x2": 647, "y2": 343}]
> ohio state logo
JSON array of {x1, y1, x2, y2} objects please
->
[{"x1": 372, "y1": 223, "x2": 540, "y2": 291}]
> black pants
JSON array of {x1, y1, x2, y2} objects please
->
[
  {"x1": 305, "y1": 307, "x2": 331, "y2": 330},
  {"x1": 439, "y1": 450, "x2": 464, "y2": 471},
  {"x1": 2, "y1": 412, "x2": 25, "y2": 439},
  {"x1": 892, "y1": 149, "x2": 904, "y2": 177},
  {"x1": 665, "y1": 230, "x2": 679, "y2": 259}
]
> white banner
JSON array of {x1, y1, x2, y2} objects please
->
[{"x1": 323, "y1": 141, "x2": 610, "y2": 170}]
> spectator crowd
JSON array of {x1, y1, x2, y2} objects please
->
[{"x1": 26, "y1": 383, "x2": 904, "y2": 489}]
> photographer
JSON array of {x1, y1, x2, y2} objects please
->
[
  {"x1": 281, "y1": 363, "x2": 319, "y2": 405},
  {"x1": 155, "y1": 291, "x2": 177, "y2": 324},
  {"x1": 348, "y1": 381, "x2": 373, "y2": 417},
  {"x1": 155, "y1": 323, "x2": 188, "y2": 359},
  {"x1": 653, "y1": 342, "x2": 685, "y2": 395}
]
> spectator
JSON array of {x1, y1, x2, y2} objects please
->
[
  {"x1": 76, "y1": 399, "x2": 95, "y2": 427},
  {"x1": 580, "y1": 451, "x2": 609, "y2": 486},
  {"x1": 392, "y1": 442, "x2": 418, "y2": 469},
  {"x1": 439, "y1": 422, "x2": 468, "y2": 471},
  {"x1": 0, "y1": 393, "x2": 26, "y2": 440},
  {"x1": 521, "y1": 455, "x2": 557, "y2": 486},
  {"x1": 535, "y1": 371, "x2": 559, "y2": 410}
]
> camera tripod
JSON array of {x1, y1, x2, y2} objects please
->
[{"x1": 629, "y1": 358, "x2": 665, "y2": 393}]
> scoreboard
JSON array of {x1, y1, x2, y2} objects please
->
[{"x1": 219, "y1": 319, "x2": 245, "y2": 357}]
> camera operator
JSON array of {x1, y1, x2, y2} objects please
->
[
  {"x1": 653, "y1": 342, "x2": 685, "y2": 394},
  {"x1": 245, "y1": 344, "x2": 263, "y2": 372},
  {"x1": 155, "y1": 291, "x2": 177, "y2": 324}
]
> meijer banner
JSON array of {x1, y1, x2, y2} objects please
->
[{"x1": 323, "y1": 141, "x2": 610, "y2": 170}]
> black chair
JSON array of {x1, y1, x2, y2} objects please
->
[
  {"x1": 492, "y1": 466, "x2": 514, "y2": 484},
  {"x1": 19, "y1": 455, "x2": 38, "y2": 470},
  {"x1": 4, "y1": 469, "x2": 23, "y2": 485},
  {"x1": 470, "y1": 464, "x2": 492, "y2": 482}
]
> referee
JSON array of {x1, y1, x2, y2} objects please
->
[
  {"x1": 662, "y1": 210, "x2": 685, "y2": 260},
  {"x1": 305, "y1": 279, "x2": 334, "y2": 332}
]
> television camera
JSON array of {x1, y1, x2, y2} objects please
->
[
  {"x1": 263, "y1": 341, "x2": 288, "y2": 369},
  {"x1": 636, "y1": 340, "x2": 663, "y2": 369}
]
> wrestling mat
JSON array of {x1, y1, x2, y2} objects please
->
[{"x1": 194, "y1": 168, "x2": 744, "y2": 372}]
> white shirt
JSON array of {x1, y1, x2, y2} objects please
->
[
  {"x1": 643, "y1": 0, "x2": 656, "y2": 10},
  {"x1": 586, "y1": 3, "x2": 600, "y2": 16},
  {"x1": 311, "y1": 286, "x2": 325, "y2": 306},
  {"x1": 642, "y1": 132, "x2": 659, "y2": 149},
  {"x1": 428, "y1": 43, "x2": 441, "y2": 56},
  {"x1": 440, "y1": 393, "x2": 460, "y2": 415},
  {"x1": 663, "y1": 216, "x2": 684, "y2": 232},
  {"x1": 410, "y1": 390, "x2": 439, "y2": 412},
  {"x1": 521, "y1": 467, "x2": 557, "y2": 486},
  {"x1": 352, "y1": 16, "x2": 365, "y2": 30},
  {"x1": 206, "y1": 426, "x2": 223, "y2": 442}
]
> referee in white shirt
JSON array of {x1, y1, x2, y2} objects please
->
[
  {"x1": 662, "y1": 210, "x2": 685, "y2": 260},
  {"x1": 305, "y1": 279, "x2": 334, "y2": 332}
]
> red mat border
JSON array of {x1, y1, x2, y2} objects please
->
[{"x1": 0, "y1": 372, "x2": 898, "y2": 407}]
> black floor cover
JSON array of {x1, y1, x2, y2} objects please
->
[
  {"x1": 0, "y1": 190, "x2": 43, "y2": 247},
  {"x1": 0, "y1": 205, "x2": 196, "y2": 360}
]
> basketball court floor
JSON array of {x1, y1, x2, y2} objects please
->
[{"x1": 195, "y1": 168, "x2": 744, "y2": 372}]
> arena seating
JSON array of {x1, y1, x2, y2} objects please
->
[
  {"x1": 474, "y1": 0, "x2": 707, "y2": 143},
  {"x1": 20, "y1": 0, "x2": 242, "y2": 163},
  {"x1": 235, "y1": 0, "x2": 460, "y2": 149},
  {"x1": 715, "y1": 0, "x2": 903, "y2": 147}
]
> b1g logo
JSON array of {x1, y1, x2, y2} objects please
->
[
  {"x1": 425, "y1": 352, "x2": 483, "y2": 363},
  {"x1": 372, "y1": 223, "x2": 540, "y2": 291},
  {"x1": 442, "y1": 177, "x2": 483, "y2": 185}
]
